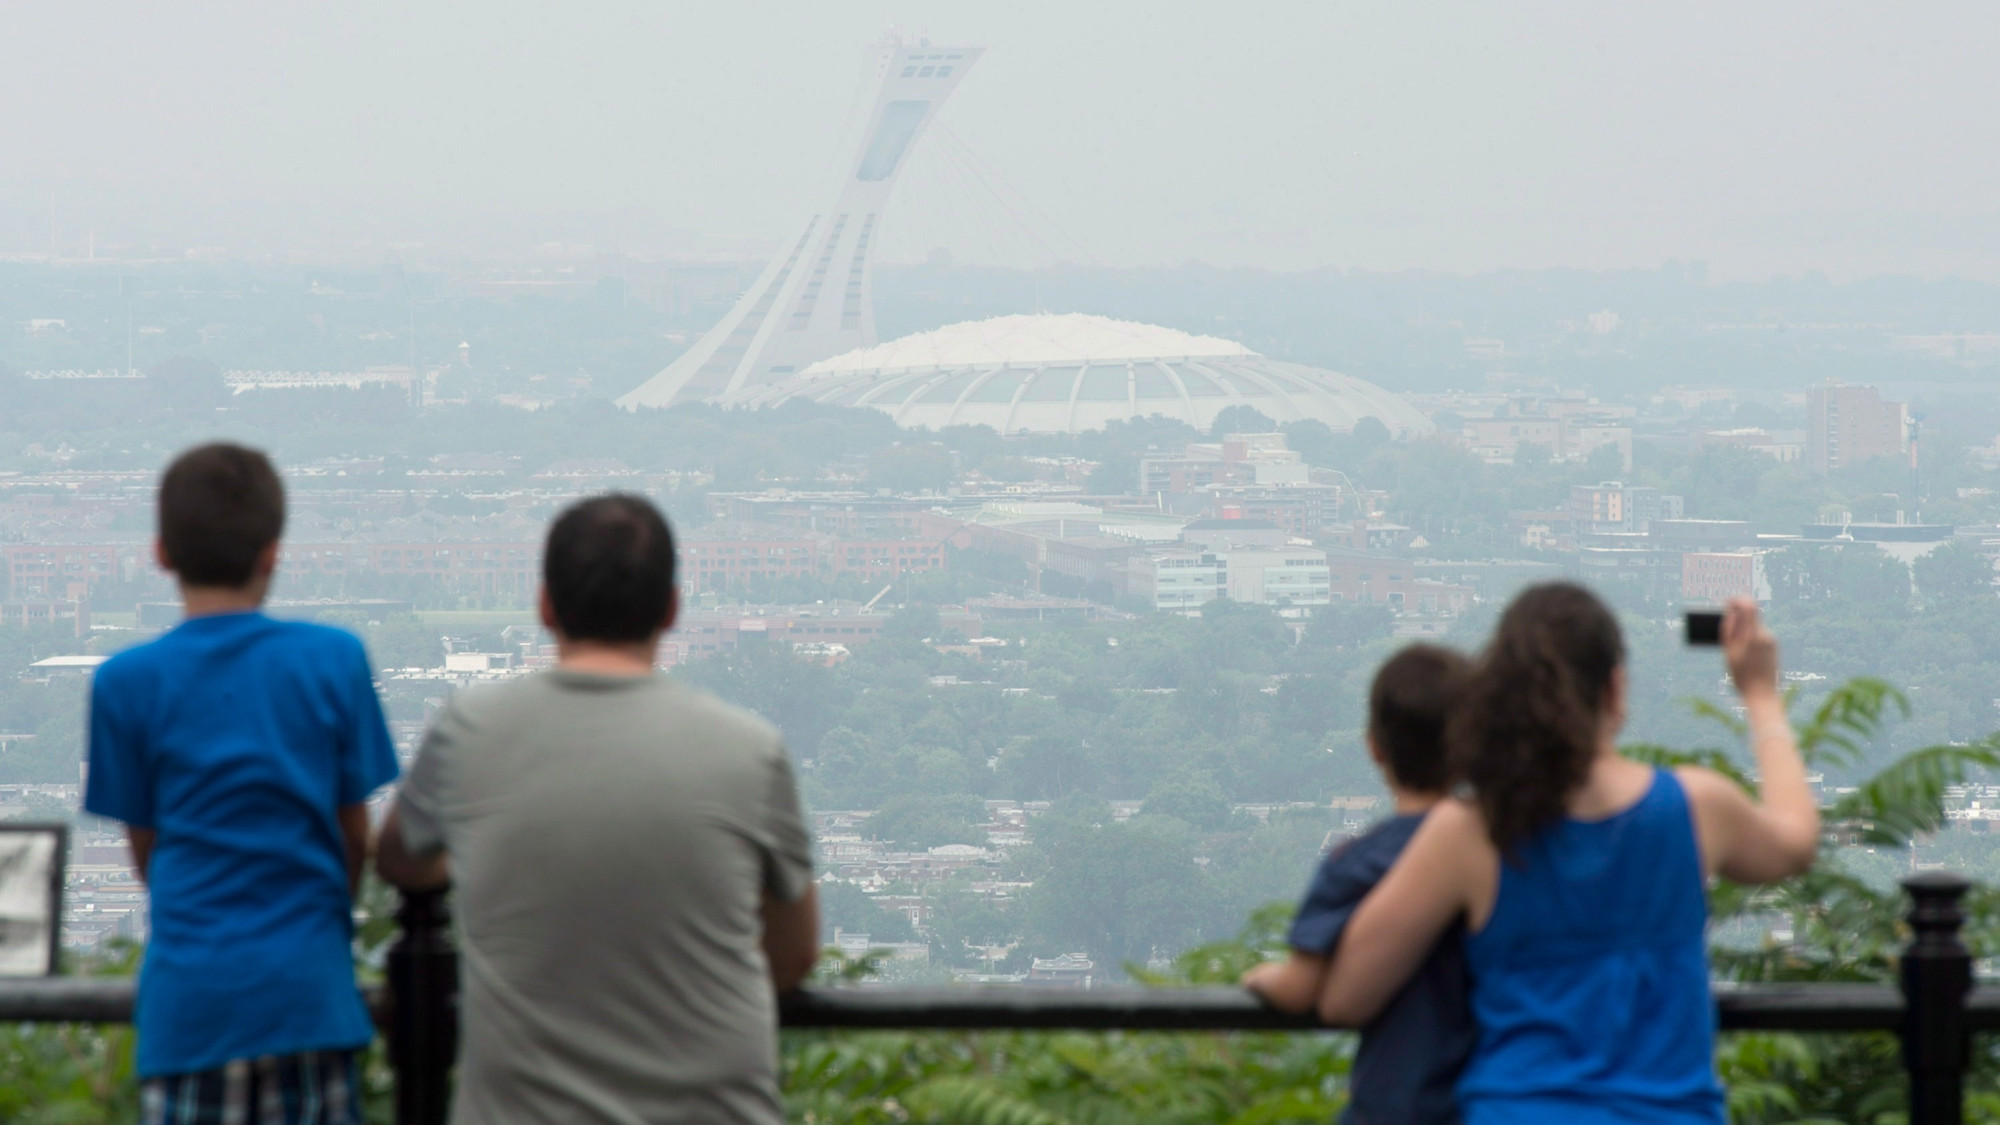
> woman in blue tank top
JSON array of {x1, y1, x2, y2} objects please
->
[{"x1": 1317, "y1": 584, "x2": 1821, "y2": 1124}]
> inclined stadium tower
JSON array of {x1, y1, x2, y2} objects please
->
[{"x1": 618, "y1": 37, "x2": 1431, "y2": 440}]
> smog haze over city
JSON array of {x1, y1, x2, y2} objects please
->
[{"x1": 9, "y1": 0, "x2": 2000, "y2": 1066}]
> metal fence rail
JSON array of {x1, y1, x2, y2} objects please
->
[{"x1": 0, "y1": 873, "x2": 1979, "y2": 1125}]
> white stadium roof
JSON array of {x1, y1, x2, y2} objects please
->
[
  {"x1": 802, "y1": 313, "x2": 1253, "y2": 374},
  {"x1": 720, "y1": 313, "x2": 1434, "y2": 438}
]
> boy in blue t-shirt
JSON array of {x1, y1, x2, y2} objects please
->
[
  {"x1": 1243, "y1": 644, "x2": 1474, "y2": 1125},
  {"x1": 85, "y1": 443, "x2": 399, "y2": 1124}
]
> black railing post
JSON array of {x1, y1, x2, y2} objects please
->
[
  {"x1": 1902, "y1": 872, "x2": 1972, "y2": 1125},
  {"x1": 387, "y1": 888, "x2": 457, "y2": 1125}
]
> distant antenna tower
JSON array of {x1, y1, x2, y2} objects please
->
[
  {"x1": 619, "y1": 35, "x2": 983, "y2": 408},
  {"x1": 1909, "y1": 411, "x2": 1924, "y2": 519}
]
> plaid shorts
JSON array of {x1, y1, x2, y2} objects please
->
[{"x1": 140, "y1": 1050, "x2": 360, "y2": 1125}]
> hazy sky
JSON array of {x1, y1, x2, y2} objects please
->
[{"x1": 4, "y1": 1, "x2": 1998, "y2": 278}]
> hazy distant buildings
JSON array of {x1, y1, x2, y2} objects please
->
[
  {"x1": 1131, "y1": 550, "x2": 1223, "y2": 612},
  {"x1": 1807, "y1": 382, "x2": 1908, "y2": 475},
  {"x1": 224, "y1": 367, "x2": 423, "y2": 396},
  {"x1": 2, "y1": 544, "x2": 124, "y2": 600},
  {"x1": 1320, "y1": 548, "x2": 1473, "y2": 613},
  {"x1": 1140, "y1": 433, "x2": 1308, "y2": 494},
  {"x1": 1577, "y1": 519, "x2": 1755, "y2": 598},
  {"x1": 1699, "y1": 428, "x2": 1806, "y2": 463},
  {"x1": 1139, "y1": 432, "x2": 1360, "y2": 533},
  {"x1": 679, "y1": 520, "x2": 946, "y2": 595},
  {"x1": 1567, "y1": 482, "x2": 1685, "y2": 535},
  {"x1": 1683, "y1": 551, "x2": 1771, "y2": 604},
  {"x1": 1450, "y1": 393, "x2": 1634, "y2": 469},
  {"x1": 1219, "y1": 547, "x2": 1332, "y2": 607},
  {"x1": 0, "y1": 599, "x2": 88, "y2": 636}
]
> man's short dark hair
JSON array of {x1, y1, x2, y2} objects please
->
[
  {"x1": 543, "y1": 494, "x2": 677, "y2": 643},
  {"x1": 158, "y1": 443, "x2": 286, "y2": 587},
  {"x1": 1368, "y1": 643, "x2": 1469, "y2": 792}
]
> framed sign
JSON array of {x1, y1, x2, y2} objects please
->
[{"x1": 0, "y1": 824, "x2": 66, "y2": 976}]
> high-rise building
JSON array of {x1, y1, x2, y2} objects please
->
[
  {"x1": 1807, "y1": 383, "x2": 1908, "y2": 475},
  {"x1": 619, "y1": 37, "x2": 983, "y2": 408},
  {"x1": 1567, "y1": 482, "x2": 1684, "y2": 535}
]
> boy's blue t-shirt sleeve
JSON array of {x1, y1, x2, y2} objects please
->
[
  {"x1": 83, "y1": 660, "x2": 154, "y2": 827},
  {"x1": 336, "y1": 636, "x2": 399, "y2": 805},
  {"x1": 1287, "y1": 817, "x2": 1419, "y2": 955}
]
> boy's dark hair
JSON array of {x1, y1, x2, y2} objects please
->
[
  {"x1": 158, "y1": 443, "x2": 286, "y2": 587},
  {"x1": 1368, "y1": 643, "x2": 1470, "y2": 792},
  {"x1": 543, "y1": 494, "x2": 677, "y2": 643}
]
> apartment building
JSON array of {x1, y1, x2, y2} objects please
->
[
  {"x1": 1219, "y1": 547, "x2": 1332, "y2": 608},
  {"x1": 1683, "y1": 551, "x2": 1771, "y2": 604},
  {"x1": 1320, "y1": 548, "x2": 1475, "y2": 613},
  {"x1": 281, "y1": 541, "x2": 540, "y2": 596},
  {"x1": 707, "y1": 492, "x2": 933, "y2": 537},
  {"x1": 1807, "y1": 383, "x2": 1908, "y2": 474},
  {"x1": 680, "y1": 524, "x2": 824, "y2": 591},
  {"x1": 1, "y1": 544, "x2": 129, "y2": 600},
  {"x1": 1567, "y1": 482, "x2": 1686, "y2": 535},
  {"x1": 1204, "y1": 483, "x2": 1345, "y2": 536},
  {"x1": 1130, "y1": 550, "x2": 1224, "y2": 612}
]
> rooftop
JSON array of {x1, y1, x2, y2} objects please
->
[{"x1": 802, "y1": 313, "x2": 1252, "y2": 375}]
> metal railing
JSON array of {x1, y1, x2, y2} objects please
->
[{"x1": 0, "y1": 873, "x2": 1981, "y2": 1125}]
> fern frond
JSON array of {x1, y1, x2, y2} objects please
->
[
  {"x1": 1222, "y1": 1086, "x2": 1349, "y2": 1125},
  {"x1": 1796, "y1": 678, "x2": 1907, "y2": 769},
  {"x1": 1686, "y1": 697, "x2": 1749, "y2": 738},
  {"x1": 1829, "y1": 738, "x2": 2000, "y2": 846},
  {"x1": 903, "y1": 1076, "x2": 1076, "y2": 1125}
]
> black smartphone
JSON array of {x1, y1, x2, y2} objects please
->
[{"x1": 1685, "y1": 611, "x2": 1723, "y2": 646}]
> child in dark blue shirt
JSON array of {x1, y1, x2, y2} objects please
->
[
  {"x1": 1244, "y1": 644, "x2": 1474, "y2": 1125},
  {"x1": 84, "y1": 444, "x2": 399, "y2": 1124}
]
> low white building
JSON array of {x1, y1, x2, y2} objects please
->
[
  {"x1": 1217, "y1": 546, "x2": 1332, "y2": 609},
  {"x1": 1130, "y1": 550, "x2": 1223, "y2": 613}
]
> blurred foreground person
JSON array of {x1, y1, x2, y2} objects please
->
[
  {"x1": 376, "y1": 494, "x2": 819, "y2": 1125},
  {"x1": 1244, "y1": 643, "x2": 1474, "y2": 1125},
  {"x1": 1318, "y1": 584, "x2": 1819, "y2": 1124},
  {"x1": 88, "y1": 443, "x2": 399, "y2": 1124}
]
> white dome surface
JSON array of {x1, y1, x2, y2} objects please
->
[
  {"x1": 721, "y1": 313, "x2": 1433, "y2": 438},
  {"x1": 803, "y1": 313, "x2": 1252, "y2": 374}
]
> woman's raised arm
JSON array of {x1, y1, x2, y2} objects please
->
[{"x1": 1678, "y1": 598, "x2": 1820, "y2": 885}]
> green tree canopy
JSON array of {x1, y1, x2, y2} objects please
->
[
  {"x1": 1914, "y1": 539, "x2": 1995, "y2": 604},
  {"x1": 1139, "y1": 772, "x2": 1232, "y2": 831},
  {"x1": 864, "y1": 792, "x2": 988, "y2": 851}
]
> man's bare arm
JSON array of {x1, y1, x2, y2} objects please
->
[
  {"x1": 373, "y1": 806, "x2": 450, "y2": 891},
  {"x1": 762, "y1": 884, "x2": 821, "y2": 994},
  {"x1": 126, "y1": 827, "x2": 155, "y2": 886}
]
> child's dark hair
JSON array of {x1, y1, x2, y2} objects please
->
[
  {"x1": 1368, "y1": 644, "x2": 1469, "y2": 792},
  {"x1": 543, "y1": 494, "x2": 678, "y2": 643},
  {"x1": 158, "y1": 443, "x2": 286, "y2": 587},
  {"x1": 1449, "y1": 583, "x2": 1625, "y2": 856}
]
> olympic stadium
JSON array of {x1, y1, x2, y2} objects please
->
[
  {"x1": 712, "y1": 312, "x2": 1434, "y2": 437},
  {"x1": 616, "y1": 38, "x2": 1429, "y2": 441}
]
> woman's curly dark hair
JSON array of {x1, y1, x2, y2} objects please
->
[{"x1": 1449, "y1": 583, "x2": 1624, "y2": 857}]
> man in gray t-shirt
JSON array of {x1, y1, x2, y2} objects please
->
[{"x1": 376, "y1": 494, "x2": 818, "y2": 1125}]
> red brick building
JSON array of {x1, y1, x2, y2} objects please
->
[
  {"x1": 2, "y1": 544, "x2": 127, "y2": 600},
  {"x1": 280, "y1": 542, "x2": 540, "y2": 596}
]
